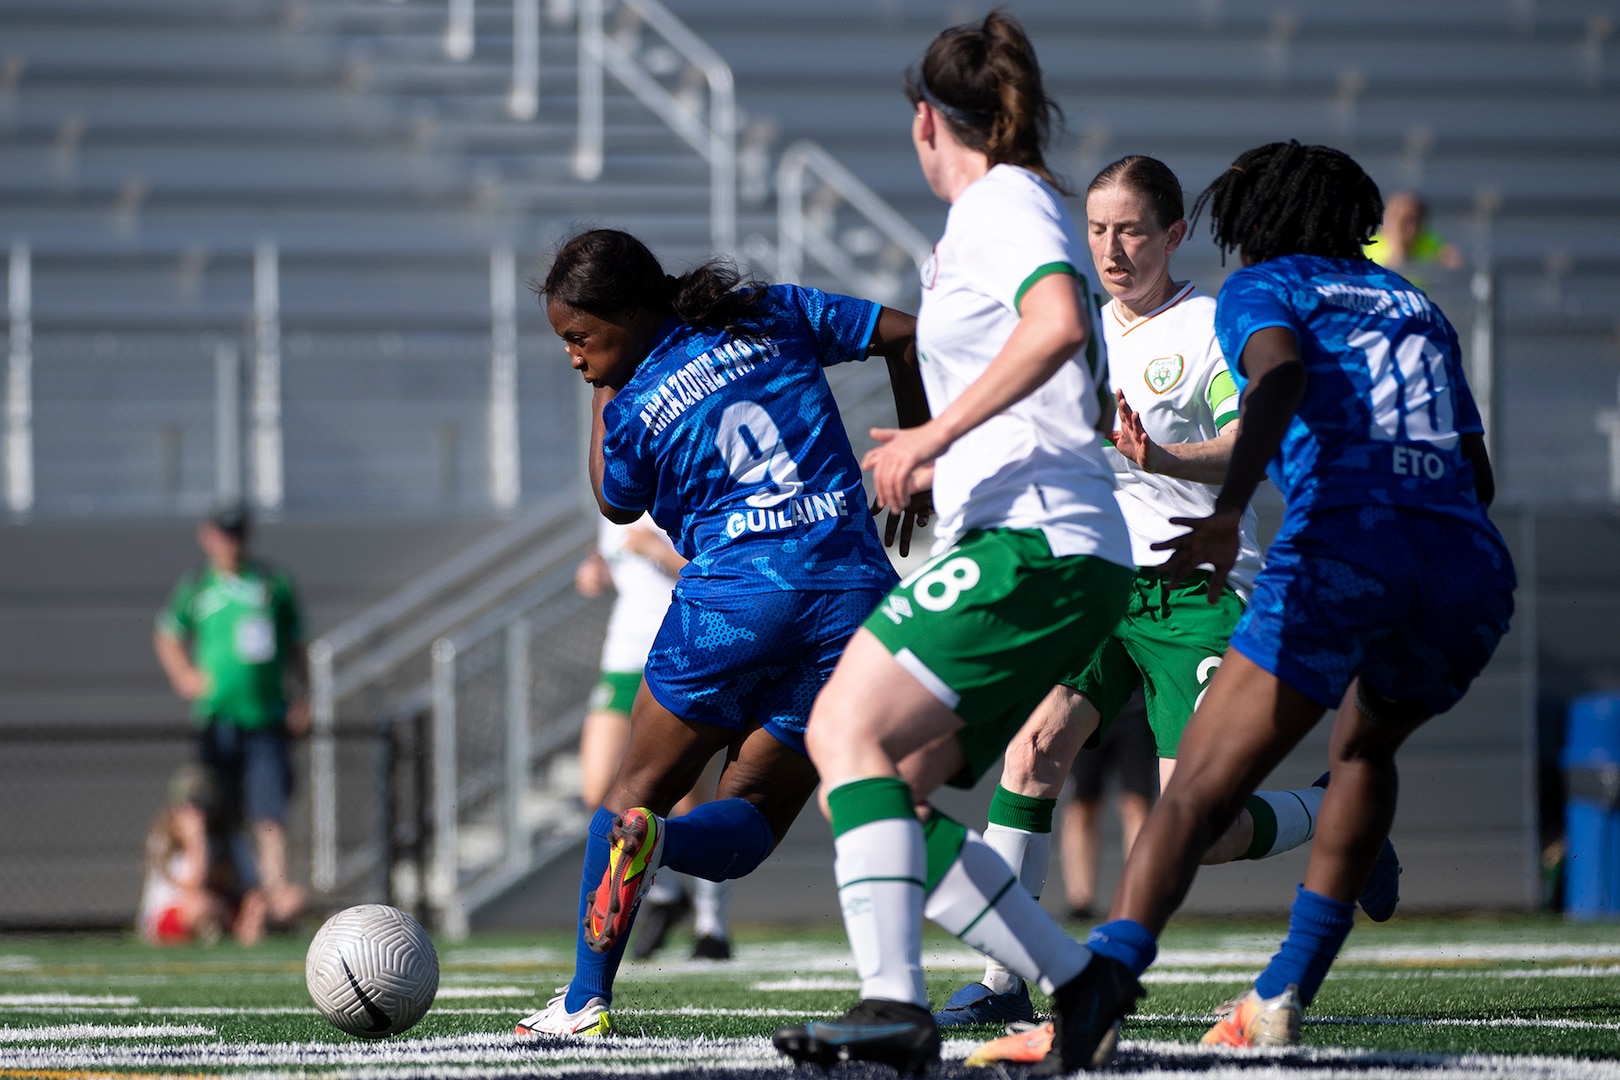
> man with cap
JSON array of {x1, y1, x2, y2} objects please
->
[{"x1": 154, "y1": 504, "x2": 308, "y2": 927}]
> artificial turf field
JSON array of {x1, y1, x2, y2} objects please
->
[{"x1": 4, "y1": 914, "x2": 1620, "y2": 1078}]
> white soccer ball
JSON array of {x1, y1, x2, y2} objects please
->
[{"x1": 305, "y1": 904, "x2": 439, "y2": 1039}]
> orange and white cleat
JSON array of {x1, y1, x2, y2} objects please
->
[
  {"x1": 963, "y1": 1018, "x2": 1120, "y2": 1069},
  {"x1": 1200, "y1": 984, "x2": 1302, "y2": 1048},
  {"x1": 584, "y1": 807, "x2": 665, "y2": 953}
]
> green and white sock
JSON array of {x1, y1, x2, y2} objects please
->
[
  {"x1": 827, "y1": 777, "x2": 927, "y2": 1007},
  {"x1": 693, "y1": 877, "x2": 730, "y2": 939},
  {"x1": 922, "y1": 810, "x2": 1088, "y2": 996},
  {"x1": 1242, "y1": 787, "x2": 1326, "y2": 860},
  {"x1": 978, "y1": 786, "x2": 1055, "y2": 995}
]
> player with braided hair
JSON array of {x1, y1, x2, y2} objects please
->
[{"x1": 1051, "y1": 141, "x2": 1514, "y2": 1062}]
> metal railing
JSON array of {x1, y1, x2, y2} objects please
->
[
  {"x1": 307, "y1": 495, "x2": 589, "y2": 895},
  {"x1": 573, "y1": 0, "x2": 736, "y2": 252},
  {"x1": 776, "y1": 139, "x2": 932, "y2": 308}
]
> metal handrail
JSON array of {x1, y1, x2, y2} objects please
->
[
  {"x1": 574, "y1": 0, "x2": 736, "y2": 253},
  {"x1": 777, "y1": 139, "x2": 931, "y2": 301}
]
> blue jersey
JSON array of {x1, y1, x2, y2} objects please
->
[
  {"x1": 1215, "y1": 255, "x2": 1489, "y2": 530},
  {"x1": 600, "y1": 284, "x2": 898, "y2": 596}
]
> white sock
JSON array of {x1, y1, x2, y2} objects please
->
[
  {"x1": 835, "y1": 816, "x2": 927, "y2": 1006},
  {"x1": 693, "y1": 876, "x2": 730, "y2": 939},
  {"x1": 925, "y1": 830, "x2": 1089, "y2": 996},
  {"x1": 1248, "y1": 787, "x2": 1326, "y2": 859},
  {"x1": 978, "y1": 823, "x2": 1050, "y2": 995},
  {"x1": 645, "y1": 868, "x2": 683, "y2": 905}
]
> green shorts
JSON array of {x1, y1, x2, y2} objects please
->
[
  {"x1": 1066, "y1": 570, "x2": 1245, "y2": 759},
  {"x1": 864, "y1": 528, "x2": 1132, "y2": 787},
  {"x1": 588, "y1": 670, "x2": 642, "y2": 717}
]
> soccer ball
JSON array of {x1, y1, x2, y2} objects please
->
[{"x1": 305, "y1": 904, "x2": 439, "y2": 1038}]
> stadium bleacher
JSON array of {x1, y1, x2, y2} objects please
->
[{"x1": 0, "y1": 0, "x2": 1615, "y2": 929}]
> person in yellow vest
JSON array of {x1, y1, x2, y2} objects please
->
[
  {"x1": 154, "y1": 504, "x2": 308, "y2": 931},
  {"x1": 1364, "y1": 190, "x2": 1464, "y2": 281}
]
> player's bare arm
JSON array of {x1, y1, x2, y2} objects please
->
[
  {"x1": 1113, "y1": 388, "x2": 1240, "y2": 484},
  {"x1": 864, "y1": 272, "x2": 1090, "y2": 512},
  {"x1": 588, "y1": 385, "x2": 641, "y2": 525},
  {"x1": 1154, "y1": 326, "x2": 1305, "y2": 598},
  {"x1": 1461, "y1": 431, "x2": 1495, "y2": 507},
  {"x1": 865, "y1": 306, "x2": 933, "y2": 554}
]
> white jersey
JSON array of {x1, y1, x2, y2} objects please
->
[
  {"x1": 597, "y1": 519, "x2": 678, "y2": 674},
  {"x1": 1101, "y1": 283, "x2": 1263, "y2": 598},
  {"x1": 916, "y1": 165, "x2": 1130, "y2": 565}
]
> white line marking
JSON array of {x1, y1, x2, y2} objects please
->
[
  {"x1": 0, "y1": 1023, "x2": 211, "y2": 1042},
  {"x1": 749, "y1": 977, "x2": 857, "y2": 992},
  {"x1": 0, "y1": 994, "x2": 140, "y2": 1006},
  {"x1": 432, "y1": 986, "x2": 531, "y2": 999}
]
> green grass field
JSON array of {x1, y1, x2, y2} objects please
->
[{"x1": 4, "y1": 913, "x2": 1620, "y2": 1077}]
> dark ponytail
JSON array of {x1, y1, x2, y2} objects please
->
[
  {"x1": 1190, "y1": 141, "x2": 1383, "y2": 265},
  {"x1": 537, "y1": 229, "x2": 771, "y2": 336},
  {"x1": 904, "y1": 8, "x2": 1066, "y2": 192}
]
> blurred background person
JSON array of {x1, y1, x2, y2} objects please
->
[
  {"x1": 1364, "y1": 190, "x2": 1464, "y2": 279},
  {"x1": 137, "y1": 764, "x2": 267, "y2": 947},
  {"x1": 575, "y1": 519, "x2": 733, "y2": 961},
  {"x1": 153, "y1": 505, "x2": 308, "y2": 929},
  {"x1": 1060, "y1": 691, "x2": 1156, "y2": 921}
]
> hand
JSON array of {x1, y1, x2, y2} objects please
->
[
  {"x1": 1111, "y1": 389, "x2": 1157, "y2": 471},
  {"x1": 863, "y1": 423, "x2": 949, "y2": 514},
  {"x1": 285, "y1": 696, "x2": 312, "y2": 738},
  {"x1": 175, "y1": 666, "x2": 210, "y2": 701},
  {"x1": 871, "y1": 489, "x2": 933, "y2": 558},
  {"x1": 573, "y1": 550, "x2": 613, "y2": 598},
  {"x1": 1150, "y1": 507, "x2": 1243, "y2": 602}
]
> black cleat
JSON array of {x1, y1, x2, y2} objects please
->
[
  {"x1": 690, "y1": 933, "x2": 732, "y2": 961},
  {"x1": 629, "y1": 892, "x2": 690, "y2": 961},
  {"x1": 774, "y1": 998, "x2": 940, "y2": 1076},
  {"x1": 1031, "y1": 955, "x2": 1144, "y2": 1076}
]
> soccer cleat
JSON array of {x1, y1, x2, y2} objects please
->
[
  {"x1": 965, "y1": 1019, "x2": 1122, "y2": 1069},
  {"x1": 1201, "y1": 984, "x2": 1302, "y2": 1048},
  {"x1": 1359, "y1": 838, "x2": 1403, "y2": 922},
  {"x1": 513, "y1": 987, "x2": 613, "y2": 1038},
  {"x1": 1313, "y1": 772, "x2": 1402, "y2": 921},
  {"x1": 690, "y1": 933, "x2": 732, "y2": 961},
  {"x1": 1030, "y1": 955, "x2": 1143, "y2": 1076},
  {"x1": 584, "y1": 807, "x2": 665, "y2": 954},
  {"x1": 629, "y1": 891, "x2": 691, "y2": 960},
  {"x1": 773, "y1": 998, "x2": 940, "y2": 1076},
  {"x1": 932, "y1": 980, "x2": 1036, "y2": 1027}
]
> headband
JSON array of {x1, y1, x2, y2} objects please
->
[{"x1": 905, "y1": 61, "x2": 994, "y2": 131}]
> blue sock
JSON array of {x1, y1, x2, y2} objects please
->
[
  {"x1": 660, "y1": 797, "x2": 774, "y2": 881},
  {"x1": 1086, "y1": 919, "x2": 1158, "y2": 978},
  {"x1": 565, "y1": 807, "x2": 633, "y2": 1010},
  {"x1": 1254, "y1": 885, "x2": 1356, "y2": 1006}
]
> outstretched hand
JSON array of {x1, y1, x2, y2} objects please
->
[
  {"x1": 871, "y1": 490, "x2": 933, "y2": 558},
  {"x1": 863, "y1": 424, "x2": 947, "y2": 514},
  {"x1": 1111, "y1": 389, "x2": 1156, "y2": 470},
  {"x1": 1150, "y1": 507, "x2": 1243, "y2": 602}
]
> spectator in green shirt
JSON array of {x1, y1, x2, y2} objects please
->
[{"x1": 154, "y1": 504, "x2": 308, "y2": 928}]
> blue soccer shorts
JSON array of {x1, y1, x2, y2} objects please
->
[
  {"x1": 1230, "y1": 504, "x2": 1515, "y2": 717},
  {"x1": 642, "y1": 585, "x2": 887, "y2": 755}
]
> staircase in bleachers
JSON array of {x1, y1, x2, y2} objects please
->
[{"x1": 674, "y1": 0, "x2": 1620, "y2": 505}]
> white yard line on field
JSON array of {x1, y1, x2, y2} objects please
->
[
  {"x1": 0, "y1": 994, "x2": 140, "y2": 1006},
  {"x1": 0, "y1": 1023, "x2": 211, "y2": 1041}
]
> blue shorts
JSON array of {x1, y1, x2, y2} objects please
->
[
  {"x1": 198, "y1": 720, "x2": 293, "y2": 827},
  {"x1": 1230, "y1": 505, "x2": 1515, "y2": 716},
  {"x1": 643, "y1": 585, "x2": 886, "y2": 756}
]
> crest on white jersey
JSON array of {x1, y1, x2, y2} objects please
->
[
  {"x1": 920, "y1": 250, "x2": 938, "y2": 290},
  {"x1": 1143, "y1": 354, "x2": 1185, "y2": 394}
]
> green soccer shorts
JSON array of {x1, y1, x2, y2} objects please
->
[
  {"x1": 1066, "y1": 569, "x2": 1246, "y2": 759},
  {"x1": 588, "y1": 670, "x2": 643, "y2": 717},
  {"x1": 863, "y1": 527, "x2": 1133, "y2": 786}
]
